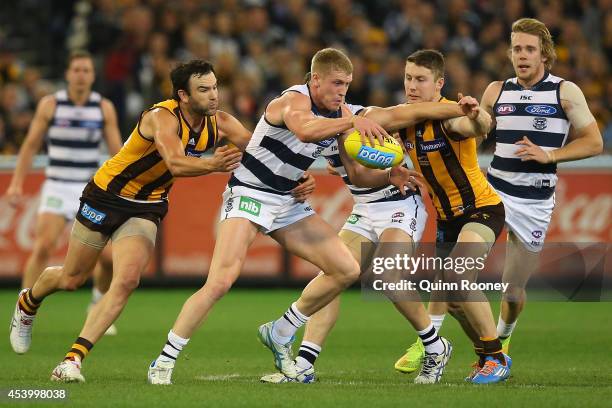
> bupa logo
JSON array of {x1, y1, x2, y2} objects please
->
[
  {"x1": 81, "y1": 203, "x2": 106, "y2": 225},
  {"x1": 356, "y1": 146, "x2": 394, "y2": 167},
  {"x1": 496, "y1": 104, "x2": 516, "y2": 115},
  {"x1": 532, "y1": 230, "x2": 543, "y2": 239},
  {"x1": 525, "y1": 105, "x2": 557, "y2": 116}
]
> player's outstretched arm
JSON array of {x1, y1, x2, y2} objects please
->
[
  {"x1": 360, "y1": 99, "x2": 474, "y2": 132},
  {"x1": 215, "y1": 110, "x2": 252, "y2": 151},
  {"x1": 148, "y1": 108, "x2": 242, "y2": 177},
  {"x1": 101, "y1": 98, "x2": 123, "y2": 155},
  {"x1": 267, "y1": 92, "x2": 389, "y2": 145},
  {"x1": 5, "y1": 95, "x2": 55, "y2": 206},
  {"x1": 516, "y1": 82, "x2": 603, "y2": 164}
]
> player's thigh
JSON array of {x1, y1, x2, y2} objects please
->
[
  {"x1": 338, "y1": 229, "x2": 375, "y2": 270},
  {"x1": 271, "y1": 214, "x2": 357, "y2": 276},
  {"x1": 109, "y1": 217, "x2": 158, "y2": 290},
  {"x1": 33, "y1": 212, "x2": 67, "y2": 249},
  {"x1": 207, "y1": 218, "x2": 259, "y2": 282}
]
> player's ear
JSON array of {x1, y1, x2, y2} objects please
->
[
  {"x1": 436, "y1": 76, "x2": 444, "y2": 92},
  {"x1": 177, "y1": 89, "x2": 189, "y2": 104}
]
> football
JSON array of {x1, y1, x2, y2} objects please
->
[{"x1": 343, "y1": 130, "x2": 404, "y2": 169}]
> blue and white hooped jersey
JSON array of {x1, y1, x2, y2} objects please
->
[
  {"x1": 46, "y1": 90, "x2": 105, "y2": 182},
  {"x1": 230, "y1": 84, "x2": 364, "y2": 194},
  {"x1": 488, "y1": 73, "x2": 570, "y2": 200}
]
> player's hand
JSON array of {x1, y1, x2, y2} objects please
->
[
  {"x1": 389, "y1": 166, "x2": 425, "y2": 195},
  {"x1": 458, "y1": 93, "x2": 480, "y2": 119},
  {"x1": 342, "y1": 106, "x2": 389, "y2": 147},
  {"x1": 326, "y1": 163, "x2": 340, "y2": 176},
  {"x1": 208, "y1": 145, "x2": 243, "y2": 172},
  {"x1": 515, "y1": 136, "x2": 554, "y2": 163},
  {"x1": 5, "y1": 184, "x2": 24, "y2": 207},
  {"x1": 291, "y1": 172, "x2": 316, "y2": 202}
]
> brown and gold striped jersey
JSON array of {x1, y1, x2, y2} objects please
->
[
  {"x1": 93, "y1": 99, "x2": 218, "y2": 201},
  {"x1": 398, "y1": 98, "x2": 500, "y2": 221}
]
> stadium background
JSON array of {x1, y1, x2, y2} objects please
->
[{"x1": 0, "y1": 0, "x2": 610, "y2": 286}]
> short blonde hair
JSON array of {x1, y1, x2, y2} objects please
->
[
  {"x1": 310, "y1": 48, "x2": 353, "y2": 77},
  {"x1": 511, "y1": 18, "x2": 556, "y2": 70}
]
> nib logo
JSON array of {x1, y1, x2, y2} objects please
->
[{"x1": 239, "y1": 197, "x2": 261, "y2": 216}]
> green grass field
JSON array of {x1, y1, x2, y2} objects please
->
[{"x1": 1, "y1": 289, "x2": 611, "y2": 407}]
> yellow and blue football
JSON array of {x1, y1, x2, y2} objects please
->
[{"x1": 343, "y1": 130, "x2": 404, "y2": 169}]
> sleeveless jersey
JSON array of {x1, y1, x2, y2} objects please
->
[{"x1": 93, "y1": 99, "x2": 218, "y2": 201}]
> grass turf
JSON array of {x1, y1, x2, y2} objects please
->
[{"x1": 1, "y1": 289, "x2": 611, "y2": 407}]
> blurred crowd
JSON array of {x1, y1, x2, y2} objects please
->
[{"x1": 0, "y1": 0, "x2": 610, "y2": 154}]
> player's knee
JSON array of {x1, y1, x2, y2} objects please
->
[
  {"x1": 203, "y1": 278, "x2": 234, "y2": 301},
  {"x1": 113, "y1": 272, "x2": 140, "y2": 294},
  {"x1": 335, "y1": 258, "x2": 360, "y2": 287},
  {"x1": 447, "y1": 301, "x2": 465, "y2": 318},
  {"x1": 502, "y1": 285, "x2": 525, "y2": 303}
]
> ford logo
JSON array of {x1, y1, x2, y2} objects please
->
[{"x1": 525, "y1": 105, "x2": 557, "y2": 116}]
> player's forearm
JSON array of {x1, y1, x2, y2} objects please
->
[
  {"x1": 550, "y1": 130, "x2": 603, "y2": 163},
  {"x1": 387, "y1": 102, "x2": 463, "y2": 131},
  {"x1": 455, "y1": 110, "x2": 491, "y2": 138},
  {"x1": 9, "y1": 146, "x2": 37, "y2": 187},
  {"x1": 166, "y1": 156, "x2": 215, "y2": 177},
  {"x1": 296, "y1": 116, "x2": 353, "y2": 143}
]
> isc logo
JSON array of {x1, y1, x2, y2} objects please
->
[{"x1": 356, "y1": 146, "x2": 394, "y2": 167}]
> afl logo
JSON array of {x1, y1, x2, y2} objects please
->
[
  {"x1": 496, "y1": 104, "x2": 516, "y2": 115},
  {"x1": 525, "y1": 105, "x2": 557, "y2": 116},
  {"x1": 532, "y1": 230, "x2": 543, "y2": 239}
]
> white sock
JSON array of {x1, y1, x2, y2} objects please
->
[
  {"x1": 497, "y1": 316, "x2": 517, "y2": 339},
  {"x1": 159, "y1": 330, "x2": 189, "y2": 362},
  {"x1": 417, "y1": 323, "x2": 445, "y2": 355},
  {"x1": 271, "y1": 302, "x2": 309, "y2": 344},
  {"x1": 91, "y1": 287, "x2": 103, "y2": 305},
  {"x1": 429, "y1": 314, "x2": 446, "y2": 333},
  {"x1": 296, "y1": 340, "x2": 322, "y2": 369}
]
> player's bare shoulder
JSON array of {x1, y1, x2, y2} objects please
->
[
  {"x1": 139, "y1": 106, "x2": 179, "y2": 139},
  {"x1": 36, "y1": 94, "x2": 58, "y2": 121},
  {"x1": 266, "y1": 91, "x2": 311, "y2": 126}
]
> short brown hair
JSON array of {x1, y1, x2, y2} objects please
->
[
  {"x1": 406, "y1": 49, "x2": 445, "y2": 79},
  {"x1": 67, "y1": 50, "x2": 93, "y2": 67},
  {"x1": 311, "y1": 48, "x2": 353, "y2": 77},
  {"x1": 511, "y1": 18, "x2": 556, "y2": 70}
]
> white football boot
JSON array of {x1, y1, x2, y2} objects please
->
[
  {"x1": 257, "y1": 322, "x2": 297, "y2": 379},
  {"x1": 51, "y1": 360, "x2": 85, "y2": 383},
  {"x1": 147, "y1": 359, "x2": 175, "y2": 385},
  {"x1": 9, "y1": 289, "x2": 36, "y2": 354},
  {"x1": 414, "y1": 337, "x2": 453, "y2": 384}
]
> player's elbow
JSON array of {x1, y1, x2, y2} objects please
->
[
  {"x1": 294, "y1": 130, "x2": 316, "y2": 143},
  {"x1": 590, "y1": 137, "x2": 604, "y2": 156}
]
